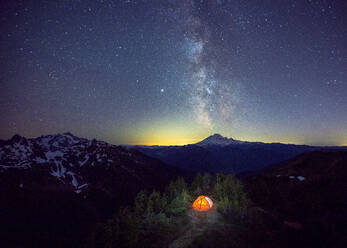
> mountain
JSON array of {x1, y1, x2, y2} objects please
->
[
  {"x1": 1, "y1": 133, "x2": 346, "y2": 247},
  {"x1": 0, "y1": 132, "x2": 184, "y2": 194},
  {"x1": 243, "y1": 150, "x2": 347, "y2": 247},
  {"x1": 130, "y1": 134, "x2": 346, "y2": 174},
  {"x1": 195, "y1": 133, "x2": 246, "y2": 146},
  {"x1": 0, "y1": 133, "x2": 187, "y2": 248}
]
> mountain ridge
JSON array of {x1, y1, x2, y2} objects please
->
[
  {"x1": 131, "y1": 133, "x2": 346, "y2": 174},
  {"x1": 0, "y1": 132, "x2": 190, "y2": 247},
  {"x1": 0, "y1": 132, "x2": 186, "y2": 194}
]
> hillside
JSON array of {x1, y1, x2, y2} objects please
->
[
  {"x1": 244, "y1": 150, "x2": 347, "y2": 248},
  {"x1": 86, "y1": 150, "x2": 347, "y2": 248},
  {"x1": 0, "y1": 133, "x2": 188, "y2": 248}
]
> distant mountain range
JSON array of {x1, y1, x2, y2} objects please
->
[{"x1": 129, "y1": 133, "x2": 346, "y2": 174}]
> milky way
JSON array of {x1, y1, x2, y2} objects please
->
[
  {"x1": 182, "y1": 0, "x2": 237, "y2": 130},
  {"x1": 1, "y1": 0, "x2": 347, "y2": 145}
]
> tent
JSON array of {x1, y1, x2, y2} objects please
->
[{"x1": 192, "y1": 195, "x2": 213, "y2": 211}]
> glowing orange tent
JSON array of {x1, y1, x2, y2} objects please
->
[{"x1": 192, "y1": 195, "x2": 213, "y2": 211}]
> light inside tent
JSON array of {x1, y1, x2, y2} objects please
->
[{"x1": 192, "y1": 195, "x2": 213, "y2": 211}]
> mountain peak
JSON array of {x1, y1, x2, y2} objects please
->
[
  {"x1": 62, "y1": 132, "x2": 74, "y2": 137},
  {"x1": 10, "y1": 134, "x2": 24, "y2": 143},
  {"x1": 195, "y1": 133, "x2": 241, "y2": 146},
  {"x1": 33, "y1": 132, "x2": 87, "y2": 149},
  {"x1": 210, "y1": 133, "x2": 224, "y2": 138}
]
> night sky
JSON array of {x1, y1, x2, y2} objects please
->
[{"x1": 1, "y1": 0, "x2": 346, "y2": 146}]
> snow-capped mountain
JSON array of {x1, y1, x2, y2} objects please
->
[
  {"x1": 0, "y1": 133, "x2": 188, "y2": 248},
  {"x1": 195, "y1": 133, "x2": 246, "y2": 146},
  {"x1": 0, "y1": 133, "x2": 182, "y2": 194}
]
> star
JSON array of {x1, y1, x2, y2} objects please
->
[{"x1": 0, "y1": 0, "x2": 345, "y2": 146}]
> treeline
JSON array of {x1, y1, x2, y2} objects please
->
[{"x1": 86, "y1": 173, "x2": 249, "y2": 248}]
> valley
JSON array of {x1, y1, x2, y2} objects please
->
[{"x1": 0, "y1": 133, "x2": 346, "y2": 247}]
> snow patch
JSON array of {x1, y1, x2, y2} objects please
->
[
  {"x1": 79, "y1": 155, "x2": 89, "y2": 166},
  {"x1": 74, "y1": 183, "x2": 88, "y2": 194},
  {"x1": 34, "y1": 157, "x2": 47, "y2": 163},
  {"x1": 45, "y1": 150, "x2": 64, "y2": 160},
  {"x1": 78, "y1": 183, "x2": 88, "y2": 189},
  {"x1": 96, "y1": 153, "x2": 103, "y2": 162},
  {"x1": 40, "y1": 137, "x2": 51, "y2": 148},
  {"x1": 50, "y1": 162, "x2": 66, "y2": 178},
  {"x1": 67, "y1": 171, "x2": 78, "y2": 187},
  {"x1": 297, "y1": 176, "x2": 305, "y2": 181}
]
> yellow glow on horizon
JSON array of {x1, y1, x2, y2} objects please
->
[
  {"x1": 116, "y1": 119, "x2": 346, "y2": 146},
  {"x1": 342, "y1": 135, "x2": 347, "y2": 146},
  {"x1": 122, "y1": 119, "x2": 209, "y2": 146},
  {"x1": 125, "y1": 128, "x2": 346, "y2": 146},
  {"x1": 138, "y1": 136, "x2": 202, "y2": 146},
  {"x1": 123, "y1": 127, "x2": 308, "y2": 146}
]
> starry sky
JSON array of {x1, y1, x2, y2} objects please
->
[{"x1": 1, "y1": 0, "x2": 346, "y2": 146}]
